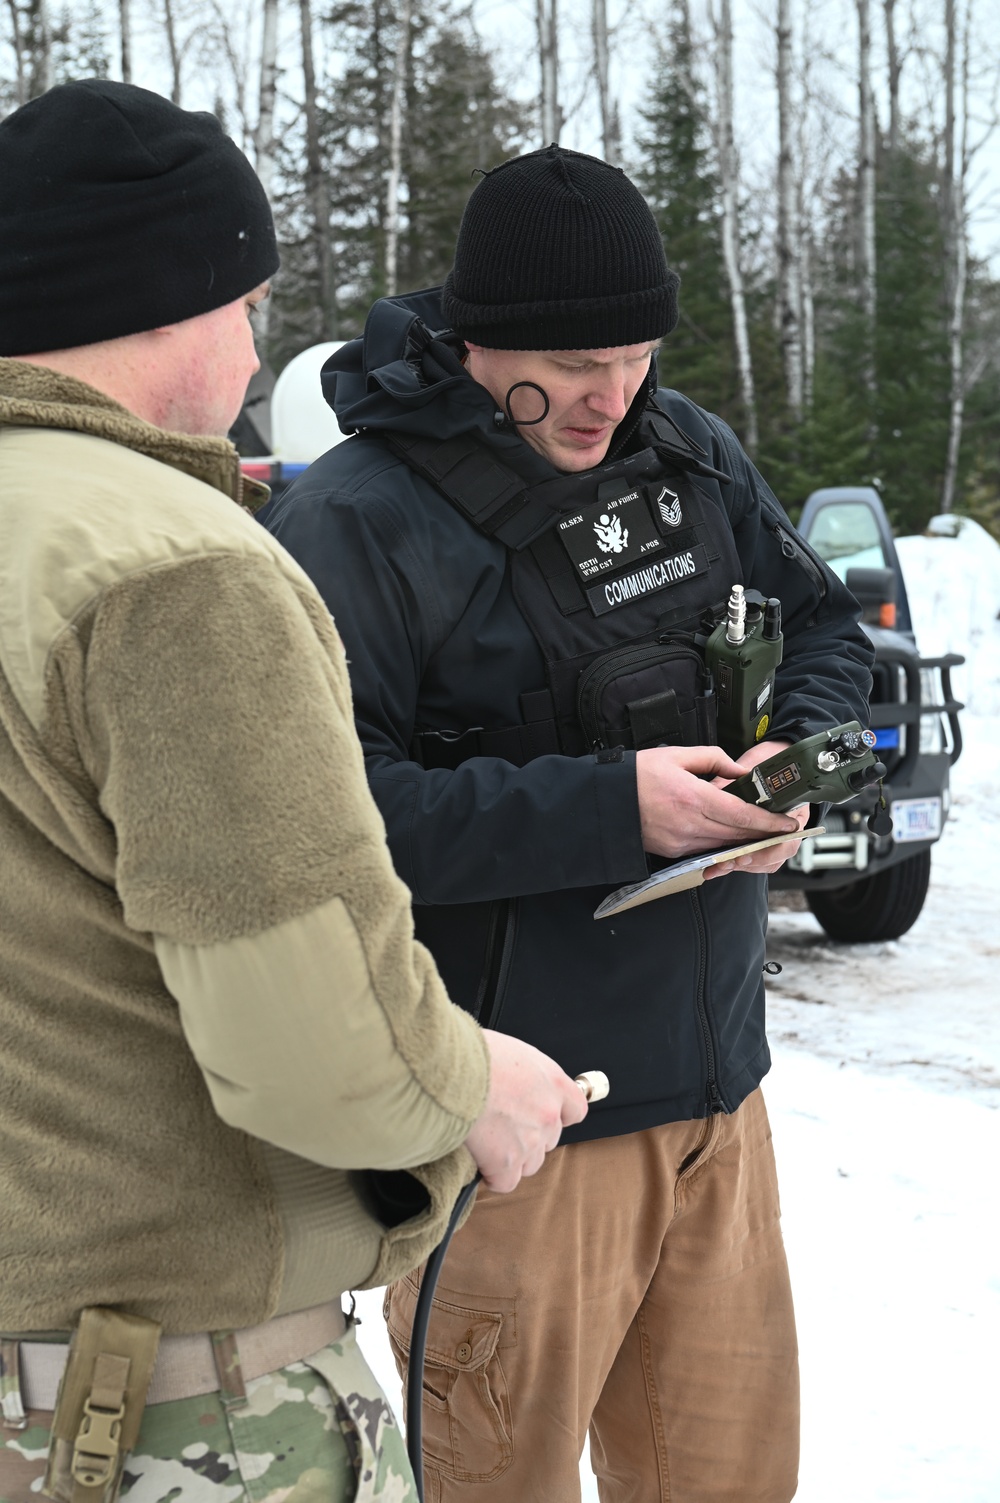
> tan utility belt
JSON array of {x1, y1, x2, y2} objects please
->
[
  {"x1": 10, "y1": 1299, "x2": 347, "y2": 1413},
  {"x1": 3, "y1": 1301, "x2": 347, "y2": 1503}
]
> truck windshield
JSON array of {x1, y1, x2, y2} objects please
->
[{"x1": 803, "y1": 502, "x2": 887, "y2": 581}]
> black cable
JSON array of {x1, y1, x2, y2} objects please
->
[
  {"x1": 504, "y1": 381, "x2": 550, "y2": 427},
  {"x1": 405, "y1": 1173, "x2": 482, "y2": 1501}
]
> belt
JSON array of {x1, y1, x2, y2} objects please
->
[{"x1": 15, "y1": 1299, "x2": 347, "y2": 1412}]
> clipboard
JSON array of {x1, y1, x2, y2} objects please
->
[{"x1": 593, "y1": 827, "x2": 823, "y2": 919}]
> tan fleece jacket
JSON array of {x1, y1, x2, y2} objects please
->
[{"x1": 0, "y1": 359, "x2": 489, "y2": 1335}]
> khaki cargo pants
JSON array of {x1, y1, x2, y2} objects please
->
[
  {"x1": 0, "y1": 1319, "x2": 416, "y2": 1503},
  {"x1": 387, "y1": 1088, "x2": 799, "y2": 1503}
]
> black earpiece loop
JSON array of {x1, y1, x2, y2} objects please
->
[{"x1": 504, "y1": 381, "x2": 550, "y2": 427}]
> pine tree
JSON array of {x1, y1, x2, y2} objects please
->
[
  {"x1": 400, "y1": 20, "x2": 523, "y2": 292},
  {"x1": 633, "y1": 4, "x2": 739, "y2": 425},
  {"x1": 52, "y1": 0, "x2": 109, "y2": 82},
  {"x1": 267, "y1": 0, "x2": 525, "y2": 370}
]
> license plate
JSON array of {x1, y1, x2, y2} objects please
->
[{"x1": 891, "y1": 797, "x2": 942, "y2": 843}]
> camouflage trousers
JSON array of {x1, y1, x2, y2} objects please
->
[{"x1": 0, "y1": 1318, "x2": 417, "y2": 1503}]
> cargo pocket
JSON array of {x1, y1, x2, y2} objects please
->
[{"x1": 384, "y1": 1276, "x2": 513, "y2": 1484}]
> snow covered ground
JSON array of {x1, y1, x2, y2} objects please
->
[{"x1": 355, "y1": 521, "x2": 1000, "y2": 1502}]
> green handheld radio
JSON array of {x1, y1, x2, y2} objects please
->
[
  {"x1": 705, "y1": 585, "x2": 783, "y2": 757},
  {"x1": 725, "y1": 722, "x2": 887, "y2": 815}
]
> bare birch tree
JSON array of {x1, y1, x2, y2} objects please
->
[
  {"x1": 6, "y1": 0, "x2": 28, "y2": 104},
  {"x1": 856, "y1": 0, "x2": 878, "y2": 406},
  {"x1": 536, "y1": 0, "x2": 561, "y2": 143},
  {"x1": 255, "y1": 0, "x2": 279, "y2": 197},
  {"x1": 776, "y1": 0, "x2": 803, "y2": 417},
  {"x1": 32, "y1": 0, "x2": 53, "y2": 95},
  {"x1": 883, "y1": 0, "x2": 901, "y2": 155},
  {"x1": 119, "y1": 0, "x2": 131, "y2": 81},
  {"x1": 592, "y1": 0, "x2": 620, "y2": 163},
  {"x1": 299, "y1": 0, "x2": 334, "y2": 335},
  {"x1": 384, "y1": 0, "x2": 412, "y2": 296},
  {"x1": 163, "y1": 0, "x2": 182, "y2": 102},
  {"x1": 940, "y1": 0, "x2": 975, "y2": 513},
  {"x1": 710, "y1": 0, "x2": 758, "y2": 454}
]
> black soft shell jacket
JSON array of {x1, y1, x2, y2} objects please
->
[{"x1": 269, "y1": 289, "x2": 873, "y2": 1142}]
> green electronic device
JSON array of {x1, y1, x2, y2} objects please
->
[
  {"x1": 725, "y1": 722, "x2": 887, "y2": 815},
  {"x1": 705, "y1": 585, "x2": 784, "y2": 757}
]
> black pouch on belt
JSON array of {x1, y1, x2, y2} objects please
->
[
  {"x1": 576, "y1": 639, "x2": 718, "y2": 752},
  {"x1": 42, "y1": 1308, "x2": 161, "y2": 1503}
]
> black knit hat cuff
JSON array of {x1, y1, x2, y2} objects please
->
[{"x1": 444, "y1": 273, "x2": 680, "y2": 350}]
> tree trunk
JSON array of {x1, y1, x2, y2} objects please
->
[
  {"x1": 883, "y1": 0, "x2": 900, "y2": 154},
  {"x1": 536, "y1": 0, "x2": 562, "y2": 144},
  {"x1": 592, "y1": 0, "x2": 619, "y2": 163},
  {"x1": 6, "y1": 0, "x2": 27, "y2": 105},
  {"x1": 250, "y1": 0, "x2": 280, "y2": 355},
  {"x1": 163, "y1": 0, "x2": 182, "y2": 103},
  {"x1": 384, "y1": 0, "x2": 412, "y2": 297},
  {"x1": 712, "y1": 0, "x2": 758, "y2": 455},
  {"x1": 940, "y1": 0, "x2": 966, "y2": 514},
  {"x1": 299, "y1": 0, "x2": 334, "y2": 337},
  {"x1": 32, "y1": 0, "x2": 53, "y2": 96},
  {"x1": 857, "y1": 0, "x2": 877, "y2": 404},
  {"x1": 118, "y1": 0, "x2": 132, "y2": 82},
  {"x1": 776, "y1": 0, "x2": 803, "y2": 418}
]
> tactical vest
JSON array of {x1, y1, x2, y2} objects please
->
[{"x1": 387, "y1": 401, "x2": 743, "y2": 768}]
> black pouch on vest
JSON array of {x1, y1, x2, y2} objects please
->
[{"x1": 577, "y1": 640, "x2": 718, "y2": 751}]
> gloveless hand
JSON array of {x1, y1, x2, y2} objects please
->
[
  {"x1": 636, "y1": 744, "x2": 802, "y2": 859},
  {"x1": 704, "y1": 739, "x2": 810, "y2": 880}
]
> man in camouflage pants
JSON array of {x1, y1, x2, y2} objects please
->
[
  {"x1": 2, "y1": 1328, "x2": 411, "y2": 1502},
  {"x1": 0, "y1": 80, "x2": 585, "y2": 1503}
]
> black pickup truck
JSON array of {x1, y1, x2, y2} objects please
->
[{"x1": 769, "y1": 487, "x2": 964, "y2": 942}]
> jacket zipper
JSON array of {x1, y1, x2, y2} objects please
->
[
  {"x1": 689, "y1": 889, "x2": 724, "y2": 1114},
  {"x1": 474, "y1": 899, "x2": 517, "y2": 1030},
  {"x1": 577, "y1": 642, "x2": 705, "y2": 749}
]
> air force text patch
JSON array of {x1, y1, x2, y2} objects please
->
[
  {"x1": 586, "y1": 543, "x2": 711, "y2": 616},
  {"x1": 557, "y1": 482, "x2": 665, "y2": 582}
]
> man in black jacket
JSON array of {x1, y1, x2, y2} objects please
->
[{"x1": 269, "y1": 146, "x2": 873, "y2": 1503}]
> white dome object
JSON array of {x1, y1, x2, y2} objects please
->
[{"x1": 271, "y1": 342, "x2": 347, "y2": 462}]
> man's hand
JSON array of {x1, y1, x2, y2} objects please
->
[
  {"x1": 464, "y1": 1031, "x2": 588, "y2": 1194},
  {"x1": 704, "y1": 739, "x2": 809, "y2": 880},
  {"x1": 636, "y1": 744, "x2": 801, "y2": 859}
]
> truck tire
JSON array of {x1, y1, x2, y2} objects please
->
[{"x1": 805, "y1": 849, "x2": 931, "y2": 942}]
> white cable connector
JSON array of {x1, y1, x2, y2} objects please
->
[
  {"x1": 574, "y1": 1070, "x2": 610, "y2": 1103},
  {"x1": 725, "y1": 583, "x2": 746, "y2": 645}
]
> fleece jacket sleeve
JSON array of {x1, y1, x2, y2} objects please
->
[
  {"x1": 81, "y1": 550, "x2": 489, "y2": 1170},
  {"x1": 269, "y1": 480, "x2": 650, "y2": 906}
]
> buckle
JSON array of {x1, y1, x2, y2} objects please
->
[{"x1": 72, "y1": 1397, "x2": 125, "y2": 1488}]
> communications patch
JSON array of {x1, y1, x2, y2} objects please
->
[{"x1": 585, "y1": 543, "x2": 711, "y2": 616}]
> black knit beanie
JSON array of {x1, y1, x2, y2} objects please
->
[
  {"x1": 0, "y1": 79, "x2": 279, "y2": 356},
  {"x1": 441, "y1": 144, "x2": 679, "y2": 351}
]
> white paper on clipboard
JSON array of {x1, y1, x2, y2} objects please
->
[{"x1": 594, "y1": 827, "x2": 824, "y2": 919}]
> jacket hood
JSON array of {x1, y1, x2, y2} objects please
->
[
  {"x1": 321, "y1": 287, "x2": 560, "y2": 484},
  {"x1": 321, "y1": 289, "x2": 728, "y2": 500}
]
